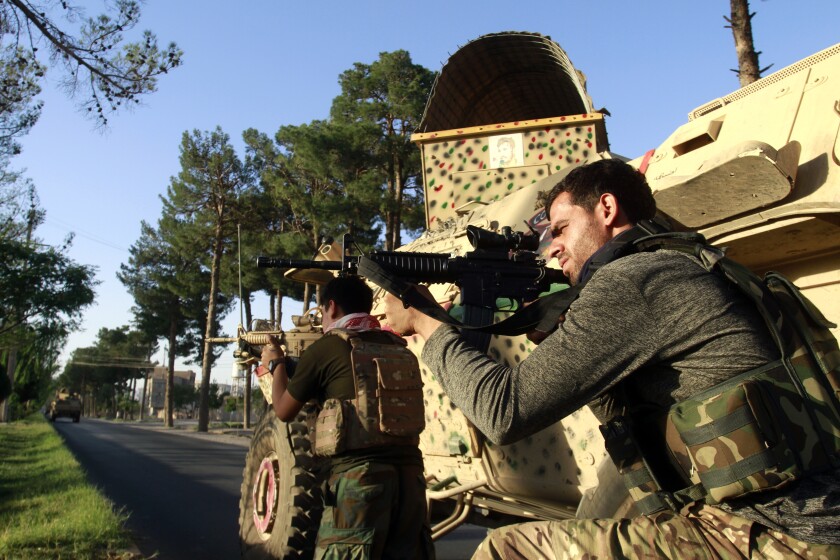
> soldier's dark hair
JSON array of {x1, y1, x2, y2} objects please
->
[
  {"x1": 544, "y1": 159, "x2": 657, "y2": 224},
  {"x1": 322, "y1": 275, "x2": 373, "y2": 315}
]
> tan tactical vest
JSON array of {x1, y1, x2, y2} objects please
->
[
  {"x1": 599, "y1": 234, "x2": 840, "y2": 514},
  {"x1": 312, "y1": 328, "x2": 425, "y2": 457}
]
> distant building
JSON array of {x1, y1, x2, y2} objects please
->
[{"x1": 144, "y1": 366, "x2": 196, "y2": 418}]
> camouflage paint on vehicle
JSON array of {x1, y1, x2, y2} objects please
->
[{"x1": 416, "y1": 114, "x2": 607, "y2": 227}]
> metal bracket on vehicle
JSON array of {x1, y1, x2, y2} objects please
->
[{"x1": 426, "y1": 477, "x2": 488, "y2": 540}]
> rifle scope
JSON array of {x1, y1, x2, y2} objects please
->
[{"x1": 466, "y1": 225, "x2": 539, "y2": 252}]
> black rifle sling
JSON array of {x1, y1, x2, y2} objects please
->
[{"x1": 358, "y1": 256, "x2": 580, "y2": 336}]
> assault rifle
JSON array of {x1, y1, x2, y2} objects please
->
[
  {"x1": 257, "y1": 225, "x2": 567, "y2": 351},
  {"x1": 207, "y1": 316, "x2": 323, "y2": 404}
]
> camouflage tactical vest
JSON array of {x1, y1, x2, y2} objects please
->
[
  {"x1": 597, "y1": 232, "x2": 840, "y2": 514},
  {"x1": 312, "y1": 328, "x2": 425, "y2": 457}
]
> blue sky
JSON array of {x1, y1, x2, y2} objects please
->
[{"x1": 15, "y1": 0, "x2": 840, "y2": 383}]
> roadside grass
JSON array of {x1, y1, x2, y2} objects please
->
[{"x1": 0, "y1": 414, "x2": 141, "y2": 559}]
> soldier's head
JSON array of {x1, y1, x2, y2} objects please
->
[
  {"x1": 543, "y1": 159, "x2": 656, "y2": 285},
  {"x1": 321, "y1": 275, "x2": 374, "y2": 325}
]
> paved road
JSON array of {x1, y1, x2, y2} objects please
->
[
  {"x1": 54, "y1": 418, "x2": 247, "y2": 559},
  {"x1": 54, "y1": 418, "x2": 486, "y2": 559}
]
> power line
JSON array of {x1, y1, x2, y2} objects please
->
[
  {"x1": 43, "y1": 218, "x2": 128, "y2": 252},
  {"x1": 73, "y1": 354, "x2": 153, "y2": 361},
  {"x1": 68, "y1": 361, "x2": 157, "y2": 369}
]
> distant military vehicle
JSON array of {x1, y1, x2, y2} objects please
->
[
  {"x1": 238, "y1": 32, "x2": 840, "y2": 558},
  {"x1": 49, "y1": 388, "x2": 82, "y2": 423}
]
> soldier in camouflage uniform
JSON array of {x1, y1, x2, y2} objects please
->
[
  {"x1": 262, "y1": 275, "x2": 434, "y2": 559},
  {"x1": 385, "y1": 159, "x2": 840, "y2": 559}
]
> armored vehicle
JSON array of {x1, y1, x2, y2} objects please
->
[
  {"x1": 238, "y1": 32, "x2": 840, "y2": 558},
  {"x1": 49, "y1": 388, "x2": 81, "y2": 423}
]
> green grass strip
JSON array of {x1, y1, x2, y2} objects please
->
[{"x1": 0, "y1": 414, "x2": 140, "y2": 559}]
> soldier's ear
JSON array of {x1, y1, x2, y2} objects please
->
[
  {"x1": 324, "y1": 299, "x2": 342, "y2": 317},
  {"x1": 598, "y1": 193, "x2": 624, "y2": 227}
]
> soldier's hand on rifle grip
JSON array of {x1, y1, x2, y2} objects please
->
[
  {"x1": 259, "y1": 335, "x2": 285, "y2": 376},
  {"x1": 383, "y1": 288, "x2": 443, "y2": 340}
]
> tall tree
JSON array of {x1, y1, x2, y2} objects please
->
[
  {"x1": 244, "y1": 121, "x2": 381, "y2": 309},
  {"x1": 221, "y1": 169, "x2": 309, "y2": 326},
  {"x1": 0, "y1": 237, "x2": 97, "y2": 339},
  {"x1": 245, "y1": 124, "x2": 336, "y2": 312},
  {"x1": 118, "y1": 220, "x2": 205, "y2": 427},
  {"x1": 160, "y1": 127, "x2": 250, "y2": 432},
  {"x1": 726, "y1": 0, "x2": 771, "y2": 87},
  {"x1": 0, "y1": 235, "x2": 97, "y2": 419},
  {"x1": 244, "y1": 123, "x2": 344, "y2": 256},
  {"x1": 330, "y1": 50, "x2": 434, "y2": 250}
]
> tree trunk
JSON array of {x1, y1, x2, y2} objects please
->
[
  {"x1": 728, "y1": 0, "x2": 761, "y2": 87},
  {"x1": 198, "y1": 224, "x2": 225, "y2": 433},
  {"x1": 393, "y1": 158, "x2": 404, "y2": 250},
  {"x1": 385, "y1": 171, "x2": 397, "y2": 251},
  {"x1": 0, "y1": 347, "x2": 17, "y2": 422},
  {"x1": 269, "y1": 292, "x2": 276, "y2": 324},
  {"x1": 166, "y1": 320, "x2": 177, "y2": 428},
  {"x1": 244, "y1": 293, "x2": 253, "y2": 331},
  {"x1": 81, "y1": 370, "x2": 87, "y2": 416},
  {"x1": 140, "y1": 372, "x2": 148, "y2": 421},
  {"x1": 129, "y1": 378, "x2": 135, "y2": 420},
  {"x1": 275, "y1": 289, "x2": 283, "y2": 328}
]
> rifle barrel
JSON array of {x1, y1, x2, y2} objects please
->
[{"x1": 257, "y1": 257, "x2": 343, "y2": 270}]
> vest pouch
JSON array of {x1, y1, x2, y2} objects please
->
[
  {"x1": 601, "y1": 416, "x2": 676, "y2": 514},
  {"x1": 668, "y1": 372, "x2": 800, "y2": 504},
  {"x1": 374, "y1": 356, "x2": 425, "y2": 437},
  {"x1": 314, "y1": 398, "x2": 347, "y2": 457}
]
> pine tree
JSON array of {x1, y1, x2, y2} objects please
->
[
  {"x1": 160, "y1": 127, "x2": 250, "y2": 432},
  {"x1": 330, "y1": 51, "x2": 434, "y2": 249}
]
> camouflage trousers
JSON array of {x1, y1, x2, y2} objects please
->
[
  {"x1": 472, "y1": 502, "x2": 840, "y2": 560},
  {"x1": 315, "y1": 461, "x2": 435, "y2": 560}
]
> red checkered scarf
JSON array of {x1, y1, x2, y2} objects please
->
[{"x1": 323, "y1": 312, "x2": 381, "y2": 334}]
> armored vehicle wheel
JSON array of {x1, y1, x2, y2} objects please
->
[
  {"x1": 239, "y1": 405, "x2": 325, "y2": 559},
  {"x1": 575, "y1": 457, "x2": 638, "y2": 520}
]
